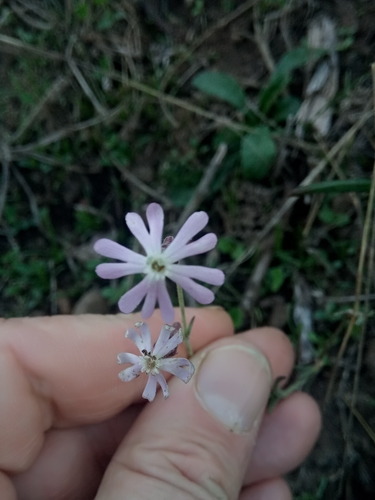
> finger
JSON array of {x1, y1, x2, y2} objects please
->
[
  {"x1": 0, "y1": 472, "x2": 16, "y2": 500},
  {"x1": 245, "y1": 392, "x2": 321, "y2": 484},
  {"x1": 0, "y1": 308, "x2": 232, "y2": 473},
  {"x1": 239, "y1": 478, "x2": 291, "y2": 500},
  {"x1": 96, "y1": 328, "x2": 295, "y2": 500},
  {"x1": 12, "y1": 389, "x2": 320, "y2": 500},
  {"x1": 12, "y1": 406, "x2": 143, "y2": 500}
]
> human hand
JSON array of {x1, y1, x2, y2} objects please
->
[{"x1": 0, "y1": 308, "x2": 320, "y2": 499}]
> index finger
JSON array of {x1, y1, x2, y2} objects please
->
[{"x1": 0, "y1": 308, "x2": 233, "y2": 472}]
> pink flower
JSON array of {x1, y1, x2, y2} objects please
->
[
  {"x1": 117, "y1": 322, "x2": 195, "y2": 402},
  {"x1": 94, "y1": 203, "x2": 224, "y2": 322}
]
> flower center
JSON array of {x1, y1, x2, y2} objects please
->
[
  {"x1": 146, "y1": 255, "x2": 168, "y2": 280},
  {"x1": 151, "y1": 260, "x2": 165, "y2": 272},
  {"x1": 141, "y1": 351, "x2": 161, "y2": 375}
]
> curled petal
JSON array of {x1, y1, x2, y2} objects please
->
[
  {"x1": 168, "y1": 265, "x2": 224, "y2": 286},
  {"x1": 118, "y1": 277, "x2": 150, "y2": 314},
  {"x1": 141, "y1": 281, "x2": 158, "y2": 319},
  {"x1": 118, "y1": 363, "x2": 142, "y2": 382},
  {"x1": 136, "y1": 322, "x2": 152, "y2": 353},
  {"x1": 125, "y1": 213, "x2": 152, "y2": 254},
  {"x1": 117, "y1": 352, "x2": 140, "y2": 365},
  {"x1": 168, "y1": 274, "x2": 214, "y2": 305},
  {"x1": 156, "y1": 329, "x2": 184, "y2": 359},
  {"x1": 165, "y1": 233, "x2": 217, "y2": 262},
  {"x1": 157, "y1": 280, "x2": 174, "y2": 323},
  {"x1": 163, "y1": 212, "x2": 208, "y2": 258},
  {"x1": 153, "y1": 324, "x2": 175, "y2": 357},
  {"x1": 146, "y1": 203, "x2": 164, "y2": 254},
  {"x1": 125, "y1": 328, "x2": 147, "y2": 353},
  {"x1": 160, "y1": 358, "x2": 195, "y2": 383},
  {"x1": 94, "y1": 238, "x2": 145, "y2": 264},
  {"x1": 142, "y1": 375, "x2": 157, "y2": 402},
  {"x1": 154, "y1": 373, "x2": 169, "y2": 399},
  {"x1": 96, "y1": 262, "x2": 144, "y2": 279}
]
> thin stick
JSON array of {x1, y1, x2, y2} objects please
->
[
  {"x1": 241, "y1": 238, "x2": 274, "y2": 314},
  {"x1": 11, "y1": 76, "x2": 70, "y2": 143},
  {"x1": 0, "y1": 34, "x2": 65, "y2": 61},
  {"x1": 325, "y1": 293, "x2": 375, "y2": 304},
  {"x1": 253, "y1": 7, "x2": 275, "y2": 74},
  {"x1": 176, "y1": 143, "x2": 227, "y2": 228},
  {"x1": 67, "y1": 37, "x2": 107, "y2": 116},
  {"x1": 11, "y1": 104, "x2": 126, "y2": 155},
  {"x1": 177, "y1": 284, "x2": 193, "y2": 357},
  {"x1": 0, "y1": 140, "x2": 11, "y2": 221},
  {"x1": 13, "y1": 167, "x2": 42, "y2": 228},
  {"x1": 112, "y1": 160, "x2": 173, "y2": 208}
]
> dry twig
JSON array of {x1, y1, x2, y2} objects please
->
[
  {"x1": 241, "y1": 238, "x2": 274, "y2": 315},
  {"x1": 176, "y1": 143, "x2": 228, "y2": 228},
  {"x1": 0, "y1": 139, "x2": 11, "y2": 221},
  {"x1": 11, "y1": 104, "x2": 127, "y2": 155},
  {"x1": 11, "y1": 76, "x2": 70, "y2": 143},
  {"x1": 112, "y1": 159, "x2": 173, "y2": 208}
]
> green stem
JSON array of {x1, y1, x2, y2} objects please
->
[{"x1": 177, "y1": 284, "x2": 193, "y2": 357}]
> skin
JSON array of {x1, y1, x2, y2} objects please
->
[{"x1": 0, "y1": 308, "x2": 321, "y2": 499}]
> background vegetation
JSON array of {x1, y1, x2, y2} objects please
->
[{"x1": 1, "y1": 0, "x2": 375, "y2": 497}]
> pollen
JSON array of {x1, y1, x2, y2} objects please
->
[{"x1": 151, "y1": 260, "x2": 165, "y2": 272}]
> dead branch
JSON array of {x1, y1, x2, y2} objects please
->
[{"x1": 176, "y1": 143, "x2": 228, "y2": 228}]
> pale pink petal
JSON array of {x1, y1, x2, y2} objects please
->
[
  {"x1": 156, "y1": 329, "x2": 184, "y2": 358},
  {"x1": 146, "y1": 203, "x2": 164, "y2": 254},
  {"x1": 118, "y1": 277, "x2": 150, "y2": 314},
  {"x1": 117, "y1": 352, "x2": 140, "y2": 365},
  {"x1": 125, "y1": 328, "x2": 145, "y2": 353},
  {"x1": 96, "y1": 263, "x2": 144, "y2": 279},
  {"x1": 163, "y1": 212, "x2": 208, "y2": 258},
  {"x1": 153, "y1": 324, "x2": 175, "y2": 356},
  {"x1": 94, "y1": 238, "x2": 145, "y2": 264},
  {"x1": 164, "y1": 233, "x2": 217, "y2": 261},
  {"x1": 154, "y1": 373, "x2": 169, "y2": 399},
  {"x1": 160, "y1": 358, "x2": 195, "y2": 383},
  {"x1": 168, "y1": 274, "x2": 214, "y2": 304},
  {"x1": 157, "y1": 281, "x2": 174, "y2": 323},
  {"x1": 136, "y1": 322, "x2": 152, "y2": 352},
  {"x1": 168, "y1": 265, "x2": 224, "y2": 285},
  {"x1": 125, "y1": 212, "x2": 152, "y2": 254},
  {"x1": 141, "y1": 282, "x2": 158, "y2": 319},
  {"x1": 142, "y1": 375, "x2": 157, "y2": 402},
  {"x1": 118, "y1": 363, "x2": 142, "y2": 382}
]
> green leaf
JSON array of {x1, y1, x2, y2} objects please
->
[
  {"x1": 259, "y1": 47, "x2": 325, "y2": 114},
  {"x1": 293, "y1": 179, "x2": 371, "y2": 195},
  {"x1": 318, "y1": 205, "x2": 350, "y2": 227},
  {"x1": 229, "y1": 307, "x2": 243, "y2": 329},
  {"x1": 268, "y1": 267, "x2": 286, "y2": 292},
  {"x1": 240, "y1": 127, "x2": 276, "y2": 180},
  {"x1": 272, "y1": 96, "x2": 301, "y2": 122},
  {"x1": 192, "y1": 71, "x2": 246, "y2": 110},
  {"x1": 259, "y1": 72, "x2": 289, "y2": 115}
]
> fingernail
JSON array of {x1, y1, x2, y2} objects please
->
[{"x1": 195, "y1": 344, "x2": 272, "y2": 433}]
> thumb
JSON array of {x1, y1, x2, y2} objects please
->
[{"x1": 96, "y1": 331, "x2": 282, "y2": 500}]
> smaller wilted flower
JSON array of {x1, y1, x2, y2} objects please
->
[{"x1": 117, "y1": 321, "x2": 195, "y2": 402}]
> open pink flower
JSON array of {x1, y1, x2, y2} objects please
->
[
  {"x1": 94, "y1": 203, "x2": 224, "y2": 322},
  {"x1": 117, "y1": 321, "x2": 195, "y2": 402}
]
